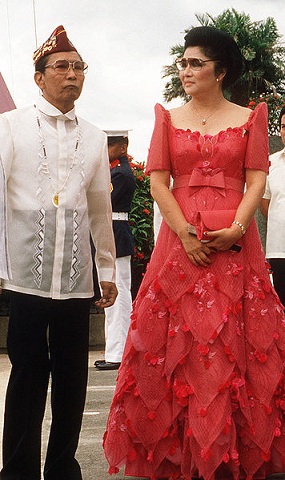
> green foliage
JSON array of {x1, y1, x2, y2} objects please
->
[
  {"x1": 163, "y1": 8, "x2": 285, "y2": 107},
  {"x1": 248, "y1": 93, "x2": 285, "y2": 135},
  {"x1": 129, "y1": 160, "x2": 154, "y2": 269}
]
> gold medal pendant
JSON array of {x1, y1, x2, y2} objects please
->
[{"x1": 52, "y1": 194, "x2": 59, "y2": 207}]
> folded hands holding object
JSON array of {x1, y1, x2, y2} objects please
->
[
  {"x1": 183, "y1": 214, "x2": 243, "y2": 266},
  {"x1": 187, "y1": 222, "x2": 242, "y2": 252}
]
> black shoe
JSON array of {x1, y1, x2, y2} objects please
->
[
  {"x1": 94, "y1": 359, "x2": 105, "y2": 367},
  {"x1": 95, "y1": 360, "x2": 121, "y2": 370}
]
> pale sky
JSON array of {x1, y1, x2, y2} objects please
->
[{"x1": 0, "y1": 0, "x2": 285, "y2": 162}]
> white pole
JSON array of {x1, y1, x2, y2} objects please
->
[
  {"x1": 33, "y1": 0, "x2": 38, "y2": 48},
  {"x1": 5, "y1": 0, "x2": 14, "y2": 96}
]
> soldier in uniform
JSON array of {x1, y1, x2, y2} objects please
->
[{"x1": 95, "y1": 131, "x2": 136, "y2": 370}]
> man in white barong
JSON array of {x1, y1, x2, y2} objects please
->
[{"x1": 0, "y1": 25, "x2": 117, "y2": 480}]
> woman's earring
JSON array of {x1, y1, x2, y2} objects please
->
[{"x1": 216, "y1": 78, "x2": 219, "y2": 82}]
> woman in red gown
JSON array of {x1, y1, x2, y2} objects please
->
[{"x1": 103, "y1": 26, "x2": 285, "y2": 480}]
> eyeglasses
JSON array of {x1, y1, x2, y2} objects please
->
[
  {"x1": 175, "y1": 57, "x2": 219, "y2": 71},
  {"x1": 45, "y1": 60, "x2": 88, "y2": 75}
]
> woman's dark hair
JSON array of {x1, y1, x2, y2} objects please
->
[
  {"x1": 184, "y1": 26, "x2": 244, "y2": 89},
  {"x1": 279, "y1": 106, "x2": 285, "y2": 129}
]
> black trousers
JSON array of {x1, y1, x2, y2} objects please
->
[
  {"x1": 269, "y1": 258, "x2": 285, "y2": 307},
  {"x1": 0, "y1": 292, "x2": 90, "y2": 480}
]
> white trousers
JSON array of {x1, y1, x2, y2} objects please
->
[{"x1": 104, "y1": 255, "x2": 132, "y2": 362}]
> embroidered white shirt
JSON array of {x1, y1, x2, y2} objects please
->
[
  {"x1": 0, "y1": 96, "x2": 116, "y2": 299},
  {"x1": 0, "y1": 154, "x2": 10, "y2": 279},
  {"x1": 263, "y1": 147, "x2": 285, "y2": 258}
]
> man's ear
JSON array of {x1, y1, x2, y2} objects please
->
[{"x1": 34, "y1": 71, "x2": 45, "y2": 91}]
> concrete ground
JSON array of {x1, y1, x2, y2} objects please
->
[{"x1": 0, "y1": 350, "x2": 145, "y2": 480}]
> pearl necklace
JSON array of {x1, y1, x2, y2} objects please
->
[{"x1": 35, "y1": 106, "x2": 80, "y2": 207}]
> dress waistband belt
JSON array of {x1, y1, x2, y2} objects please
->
[
  {"x1": 173, "y1": 174, "x2": 244, "y2": 193},
  {"x1": 112, "y1": 212, "x2": 129, "y2": 221}
]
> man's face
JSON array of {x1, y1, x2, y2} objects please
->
[
  {"x1": 34, "y1": 51, "x2": 85, "y2": 113},
  {"x1": 108, "y1": 142, "x2": 126, "y2": 162},
  {"x1": 281, "y1": 114, "x2": 285, "y2": 146}
]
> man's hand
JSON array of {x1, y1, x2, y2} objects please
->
[{"x1": 95, "y1": 281, "x2": 118, "y2": 308}]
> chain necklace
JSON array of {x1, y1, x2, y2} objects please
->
[
  {"x1": 191, "y1": 99, "x2": 224, "y2": 125},
  {"x1": 35, "y1": 106, "x2": 80, "y2": 207},
  {"x1": 201, "y1": 111, "x2": 216, "y2": 125}
]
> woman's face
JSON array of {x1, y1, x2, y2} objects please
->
[{"x1": 178, "y1": 46, "x2": 220, "y2": 97}]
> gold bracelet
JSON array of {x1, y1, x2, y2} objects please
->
[{"x1": 232, "y1": 220, "x2": 246, "y2": 235}]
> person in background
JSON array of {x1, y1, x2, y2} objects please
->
[
  {"x1": 0, "y1": 25, "x2": 117, "y2": 480},
  {"x1": 103, "y1": 26, "x2": 285, "y2": 480},
  {"x1": 95, "y1": 131, "x2": 136, "y2": 370},
  {"x1": 260, "y1": 106, "x2": 285, "y2": 307}
]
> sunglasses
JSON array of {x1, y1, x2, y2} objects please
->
[
  {"x1": 175, "y1": 57, "x2": 219, "y2": 71},
  {"x1": 45, "y1": 60, "x2": 88, "y2": 75}
]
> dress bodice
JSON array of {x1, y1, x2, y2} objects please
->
[
  {"x1": 146, "y1": 102, "x2": 269, "y2": 181},
  {"x1": 146, "y1": 102, "x2": 269, "y2": 218},
  {"x1": 169, "y1": 123, "x2": 248, "y2": 182}
]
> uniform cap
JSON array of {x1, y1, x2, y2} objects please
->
[{"x1": 104, "y1": 130, "x2": 130, "y2": 145}]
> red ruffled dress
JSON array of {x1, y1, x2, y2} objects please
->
[{"x1": 103, "y1": 103, "x2": 285, "y2": 480}]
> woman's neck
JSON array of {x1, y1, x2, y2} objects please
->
[{"x1": 189, "y1": 94, "x2": 227, "y2": 111}]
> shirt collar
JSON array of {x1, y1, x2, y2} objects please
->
[{"x1": 36, "y1": 95, "x2": 76, "y2": 121}]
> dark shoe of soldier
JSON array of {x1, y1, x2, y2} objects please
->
[
  {"x1": 94, "y1": 359, "x2": 104, "y2": 367},
  {"x1": 95, "y1": 360, "x2": 121, "y2": 370}
]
